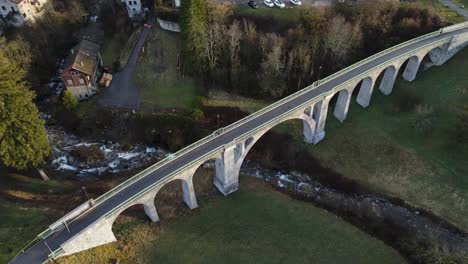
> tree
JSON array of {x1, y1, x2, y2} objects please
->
[
  {"x1": 323, "y1": 16, "x2": 362, "y2": 69},
  {"x1": 63, "y1": 90, "x2": 78, "y2": 110},
  {"x1": 226, "y1": 20, "x2": 242, "y2": 86},
  {"x1": 180, "y1": 0, "x2": 209, "y2": 71},
  {"x1": 0, "y1": 51, "x2": 50, "y2": 170}
]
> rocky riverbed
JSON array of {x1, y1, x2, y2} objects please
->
[
  {"x1": 47, "y1": 127, "x2": 168, "y2": 179},
  {"x1": 239, "y1": 160, "x2": 468, "y2": 264}
]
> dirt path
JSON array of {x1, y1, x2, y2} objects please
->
[{"x1": 99, "y1": 18, "x2": 154, "y2": 110}]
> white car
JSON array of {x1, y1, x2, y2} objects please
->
[
  {"x1": 264, "y1": 0, "x2": 274, "y2": 7},
  {"x1": 290, "y1": 0, "x2": 301, "y2": 5},
  {"x1": 274, "y1": 0, "x2": 285, "y2": 8}
]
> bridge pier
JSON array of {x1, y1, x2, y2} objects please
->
[
  {"x1": 214, "y1": 143, "x2": 239, "y2": 196},
  {"x1": 143, "y1": 199, "x2": 159, "y2": 222},
  {"x1": 182, "y1": 177, "x2": 198, "y2": 209},
  {"x1": 312, "y1": 97, "x2": 331, "y2": 144},
  {"x1": 403, "y1": 56, "x2": 422, "y2": 81},
  {"x1": 333, "y1": 88, "x2": 352, "y2": 122},
  {"x1": 356, "y1": 77, "x2": 376, "y2": 108},
  {"x1": 379, "y1": 65, "x2": 399, "y2": 95}
]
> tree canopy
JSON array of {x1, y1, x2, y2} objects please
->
[{"x1": 0, "y1": 51, "x2": 50, "y2": 170}]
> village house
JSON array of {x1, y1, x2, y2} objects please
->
[
  {"x1": 0, "y1": 0, "x2": 51, "y2": 27},
  {"x1": 121, "y1": 0, "x2": 142, "y2": 18},
  {"x1": 61, "y1": 40, "x2": 103, "y2": 100}
]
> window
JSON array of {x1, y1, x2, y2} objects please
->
[
  {"x1": 79, "y1": 78, "x2": 85, "y2": 85},
  {"x1": 67, "y1": 79, "x2": 73, "y2": 85},
  {"x1": 128, "y1": 1, "x2": 132, "y2": 5},
  {"x1": 23, "y1": 13, "x2": 26, "y2": 18},
  {"x1": 134, "y1": 1, "x2": 137, "y2": 4},
  {"x1": 1, "y1": 6, "x2": 6, "y2": 11}
]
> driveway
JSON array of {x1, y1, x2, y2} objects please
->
[
  {"x1": 438, "y1": 0, "x2": 468, "y2": 18},
  {"x1": 99, "y1": 18, "x2": 154, "y2": 110}
]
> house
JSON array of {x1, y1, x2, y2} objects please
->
[
  {"x1": 61, "y1": 40, "x2": 103, "y2": 100},
  {"x1": 0, "y1": 0, "x2": 51, "y2": 27},
  {"x1": 121, "y1": 0, "x2": 142, "y2": 18}
]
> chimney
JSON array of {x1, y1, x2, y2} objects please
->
[
  {"x1": 71, "y1": 49, "x2": 74, "y2": 55},
  {"x1": 80, "y1": 61, "x2": 84, "y2": 67}
]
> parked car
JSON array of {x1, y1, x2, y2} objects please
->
[
  {"x1": 248, "y1": 0, "x2": 259, "y2": 8},
  {"x1": 264, "y1": 0, "x2": 274, "y2": 7},
  {"x1": 274, "y1": 0, "x2": 285, "y2": 8},
  {"x1": 290, "y1": 0, "x2": 301, "y2": 5}
]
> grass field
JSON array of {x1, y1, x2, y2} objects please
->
[
  {"x1": 236, "y1": 5, "x2": 302, "y2": 23},
  {"x1": 101, "y1": 31, "x2": 131, "y2": 67},
  {"x1": 205, "y1": 90, "x2": 270, "y2": 113},
  {"x1": 59, "y1": 177, "x2": 405, "y2": 264},
  {"x1": 134, "y1": 26, "x2": 201, "y2": 113}
]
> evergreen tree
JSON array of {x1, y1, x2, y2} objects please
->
[{"x1": 0, "y1": 51, "x2": 50, "y2": 170}]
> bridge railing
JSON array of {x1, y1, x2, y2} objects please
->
[
  {"x1": 22, "y1": 22, "x2": 468, "y2": 262},
  {"x1": 82, "y1": 23, "x2": 468, "y2": 213},
  {"x1": 102, "y1": 31, "x2": 466, "y2": 220}
]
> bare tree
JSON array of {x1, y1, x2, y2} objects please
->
[
  {"x1": 323, "y1": 16, "x2": 362, "y2": 67},
  {"x1": 201, "y1": 21, "x2": 225, "y2": 72},
  {"x1": 226, "y1": 20, "x2": 242, "y2": 84},
  {"x1": 258, "y1": 34, "x2": 286, "y2": 97}
]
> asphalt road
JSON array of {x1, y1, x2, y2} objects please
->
[
  {"x1": 10, "y1": 26, "x2": 468, "y2": 264},
  {"x1": 99, "y1": 19, "x2": 154, "y2": 110}
]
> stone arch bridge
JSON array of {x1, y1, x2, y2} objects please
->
[{"x1": 10, "y1": 22, "x2": 468, "y2": 264}]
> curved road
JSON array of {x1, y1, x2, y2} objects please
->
[{"x1": 10, "y1": 26, "x2": 468, "y2": 264}]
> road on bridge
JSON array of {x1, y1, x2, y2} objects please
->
[{"x1": 9, "y1": 26, "x2": 468, "y2": 264}]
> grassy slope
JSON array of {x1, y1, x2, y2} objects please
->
[
  {"x1": 134, "y1": 26, "x2": 201, "y2": 113},
  {"x1": 0, "y1": 171, "x2": 74, "y2": 263},
  {"x1": 60, "y1": 177, "x2": 405, "y2": 264},
  {"x1": 418, "y1": 0, "x2": 466, "y2": 22},
  {"x1": 304, "y1": 48, "x2": 468, "y2": 230},
  {"x1": 453, "y1": 0, "x2": 468, "y2": 7}
]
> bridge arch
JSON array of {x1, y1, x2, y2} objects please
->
[{"x1": 230, "y1": 114, "x2": 320, "y2": 181}]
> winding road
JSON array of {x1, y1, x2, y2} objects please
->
[{"x1": 99, "y1": 18, "x2": 154, "y2": 109}]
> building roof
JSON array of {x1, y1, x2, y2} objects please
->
[{"x1": 64, "y1": 40, "x2": 100, "y2": 77}]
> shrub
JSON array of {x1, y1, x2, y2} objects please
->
[
  {"x1": 413, "y1": 104, "x2": 434, "y2": 135},
  {"x1": 191, "y1": 107, "x2": 204, "y2": 120},
  {"x1": 62, "y1": 90, "x2": 78, "y2": 110}
]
